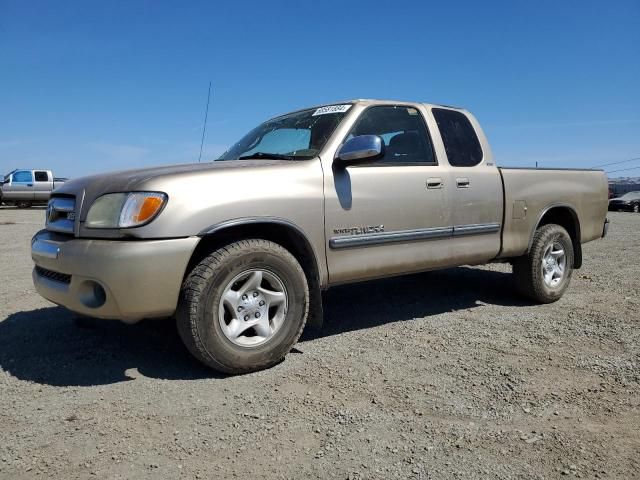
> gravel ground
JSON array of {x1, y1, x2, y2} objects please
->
[{"x1": 0, "y1": 208, "x2": 638, "y2": 479}]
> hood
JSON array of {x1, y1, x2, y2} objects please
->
[
  {"x1": 56, "y1": 160, "x2": 287, "y2": 196},
  {"x1": 609, "y1": 197, "x2": 630, "y2": 202},
  {"x1": 54, "y1": 160, "x2": 290, "y2": 217}
]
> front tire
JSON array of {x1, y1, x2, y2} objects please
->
[
  {"x1": 513, "y1": 224, "x2": 574, "y2": 303},
  {"x1": 633, "y1": 203, "x2": 639, "y2": 213},
  {"x1": 176, "y1": 239, "x2": 309, "y2": 374}
]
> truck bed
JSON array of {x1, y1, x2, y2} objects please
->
[{"x1": 497, "y1": 167, "x2": 609, "y2": 258}]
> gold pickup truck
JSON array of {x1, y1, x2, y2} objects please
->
[{"x1": 31, "y1": 100, "x2": 609, "y2": 373}]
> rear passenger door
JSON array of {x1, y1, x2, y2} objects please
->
[
  {"x1": 33, "y1": 171, "x2": 52, "y2": 201},
  {"x1": 432, "y1": 108, "x2": 502, "y2": 264}
]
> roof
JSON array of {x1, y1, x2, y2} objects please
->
[{"x1": 273, "y1": 99, "x2": 467, "y2": 120}]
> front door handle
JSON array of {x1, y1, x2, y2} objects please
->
[
  {"x1": 27, "y1": 183, "x2": 33, "y2": 187},
  {"x1": 426, "y1": 177, "x2": 443, "y2": 189},
  {"x1": 456, "y1": 177, "x2": 470, "y2": 188}
]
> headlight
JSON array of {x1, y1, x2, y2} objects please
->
[{"x1": 85, "y1": 192, "x2": 167, "y2": 229}]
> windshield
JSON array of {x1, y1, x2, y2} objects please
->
[
  {"x1": 217, "y1": 104, "x2": 352, "y2": 161},
  {"x1": 620, "y1": 191, "x2": 640, "y2": 200},
  {"x1": 3, "y1": 170, "x2": 15, "y2": 183}
]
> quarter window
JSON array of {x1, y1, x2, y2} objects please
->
[
  {"x1": 34, "y1": 171, "x2": 49, "y2": 182},
  {"x1": 348, "y1": 106, "x2": 436, "y2": 165},
  {"x1": 432, "y1": 108, "x2": 483, "y2": 167},
  {"x1": 12, "y1": 170, "x2": 33, "y2": 183}
]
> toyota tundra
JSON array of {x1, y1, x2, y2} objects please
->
[{"x1": 30, "y1": 100, "x2": 609, "y2": 373}]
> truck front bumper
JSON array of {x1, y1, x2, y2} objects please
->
[{"x1": 31, "y1": 230, "x2": 199, "y2": 323}]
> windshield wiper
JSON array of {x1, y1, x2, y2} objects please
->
[{"x1": 238, "y1": 152, "x2": 295, "y2": 160}]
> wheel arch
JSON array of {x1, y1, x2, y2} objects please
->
[
  {"x1": 187, "y1": 217, "x2": 325, "y2": 328},
  {"x1": 529, "y1": 204, "x2": 582, "y2": 268}
]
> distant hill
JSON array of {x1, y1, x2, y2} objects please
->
[{"x1": 609, "y1": 177, "x2": 640, "y2": 196}]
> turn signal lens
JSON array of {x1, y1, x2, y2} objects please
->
[
  {"x1": 119, "y1": 192, "x2": 167, "y2": 228},
  {"x1": 138, "y1": 196, "x2": 163, "y2": 222}
]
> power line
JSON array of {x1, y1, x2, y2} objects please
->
[
  {"x1": 592, "y1": 157, "x2": 640, "y2": 168},
  {"x1": 605, "y1": 165, "x2": 640, "y2": 175},
  {"x1": 198, "y1": 81, "x2": 212, "y2": 163}
]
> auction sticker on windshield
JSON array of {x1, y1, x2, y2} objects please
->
[{"x1": 312, "y1": 104, "x2": 352, "y2": 116}]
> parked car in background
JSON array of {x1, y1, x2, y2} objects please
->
[
  {"x1": 608, "y1": 191, "x2": 640, "y2": 212},
  {"x1": 0, "y1": 170, "x2": 67, "y2": 208}
]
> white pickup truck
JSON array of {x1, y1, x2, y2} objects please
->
[
  {"x1": 1, "y1": 169, "x2": 67, "y2": 208},
  {"x1": 30, "y1": 100, "x2": 609, "y2": 373}
]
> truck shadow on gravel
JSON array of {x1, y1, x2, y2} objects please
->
[
  {"x1": 0, "y1": 266, "x2": 530, "y2": 387},
  {"x1": 0, "y1": 309, "x2": 216, "y2": 386},
  {"x1": 303, "y1": 266, "x2": 532, "y2": 341}
]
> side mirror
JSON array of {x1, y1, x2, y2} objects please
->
[{"x1": 335, "y1": 135, "x2": 384, "y2": 166}]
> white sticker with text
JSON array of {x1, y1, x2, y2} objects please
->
[{"x1": 312, "y1": 104, "x2": 352, "y2": 116}]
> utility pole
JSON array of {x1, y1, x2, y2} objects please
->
[{"x1": 198, "y1": 81, "x2": 212, "y2": 163}]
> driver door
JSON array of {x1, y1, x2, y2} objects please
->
[
  {"x1": 324, "y1": 105, "x2": 454, "y2": 284},
  {"x1": 5, "y1": 170, "x2": 35, "y2": 202}
]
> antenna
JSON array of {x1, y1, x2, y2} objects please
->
[{"x1": 198, "y1": 81, "x2": 212, "y2": 163}]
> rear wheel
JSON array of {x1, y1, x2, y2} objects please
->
[
  {"x1": 16, "y1": 201, "x2": 32, "y2": 209},
  {"x1": 176, "y1": 239, "x2": 309, "y2": 374},
  {"x1": 513, "y1": 224, "x2": 574, "y2": 303}
]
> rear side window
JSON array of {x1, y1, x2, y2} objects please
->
[
  {"x1": 12, "y1": 170, "x2": 33, "y2": 183},
  {"x1": 432, "y1": 108, "x2": 483, "y2": 167},
  {"x1": 34, "y1": 171, "x2": 49, "y2": 182}
]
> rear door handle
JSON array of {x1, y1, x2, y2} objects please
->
[
  {"x1": 456, "y1": 177, "x2": 470, "y2": 188},
  {"x1": 426, "y1": 177, "x2": 443, "y2": 189}
]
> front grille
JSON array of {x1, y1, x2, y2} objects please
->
[
  {"x1": 46, "y1": 196, "x2": 76, "y2": 235},
  {"x1": 35, "y1": 266, "x2": 72, "y2": 284}
]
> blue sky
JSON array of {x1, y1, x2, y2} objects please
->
[{"x1": 1, "y1": 0, "x2": 639, "y2": 178}]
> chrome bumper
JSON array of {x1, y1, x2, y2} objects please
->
[{"x1": 31, "y1": 230, "x2": 199, "y2": 322}]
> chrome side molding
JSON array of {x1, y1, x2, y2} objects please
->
[
  {"x1": 329, "y1": 222, "x2": 501, "y2": 249},
  {"x1": 452, "y1": 223, "x2": 501, "y2": 237},
  {"x1": 330, "y1": 226, "x2": 453, "y2": 249}
]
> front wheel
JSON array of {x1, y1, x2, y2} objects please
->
[
  {"x1": 512, "y1": 224, "x2": 574, "y2": 303},
  {"x1": 176, "y1": 239, "x2": 309, "y2": 374},
  {"x1": 633, "y1": 203, "x2": 639, "y2": 213}
]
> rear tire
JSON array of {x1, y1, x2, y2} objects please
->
[
  {"x1": 513, "y1": 224, "x2": 574, "y2": 303},
  {"x1": 176, "y1": 239, "x2": 309, "y2": 374},
  {"x1": 16, "y1": 201, "x2": 32, "y2": 209}
]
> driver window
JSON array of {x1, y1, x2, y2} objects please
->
[
  {"x1": 348, "y1": 106, "x2": 436, "y2": 165},
  {"x1": 12, "y1": 171, "x2": 33, "y2": 183}
]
